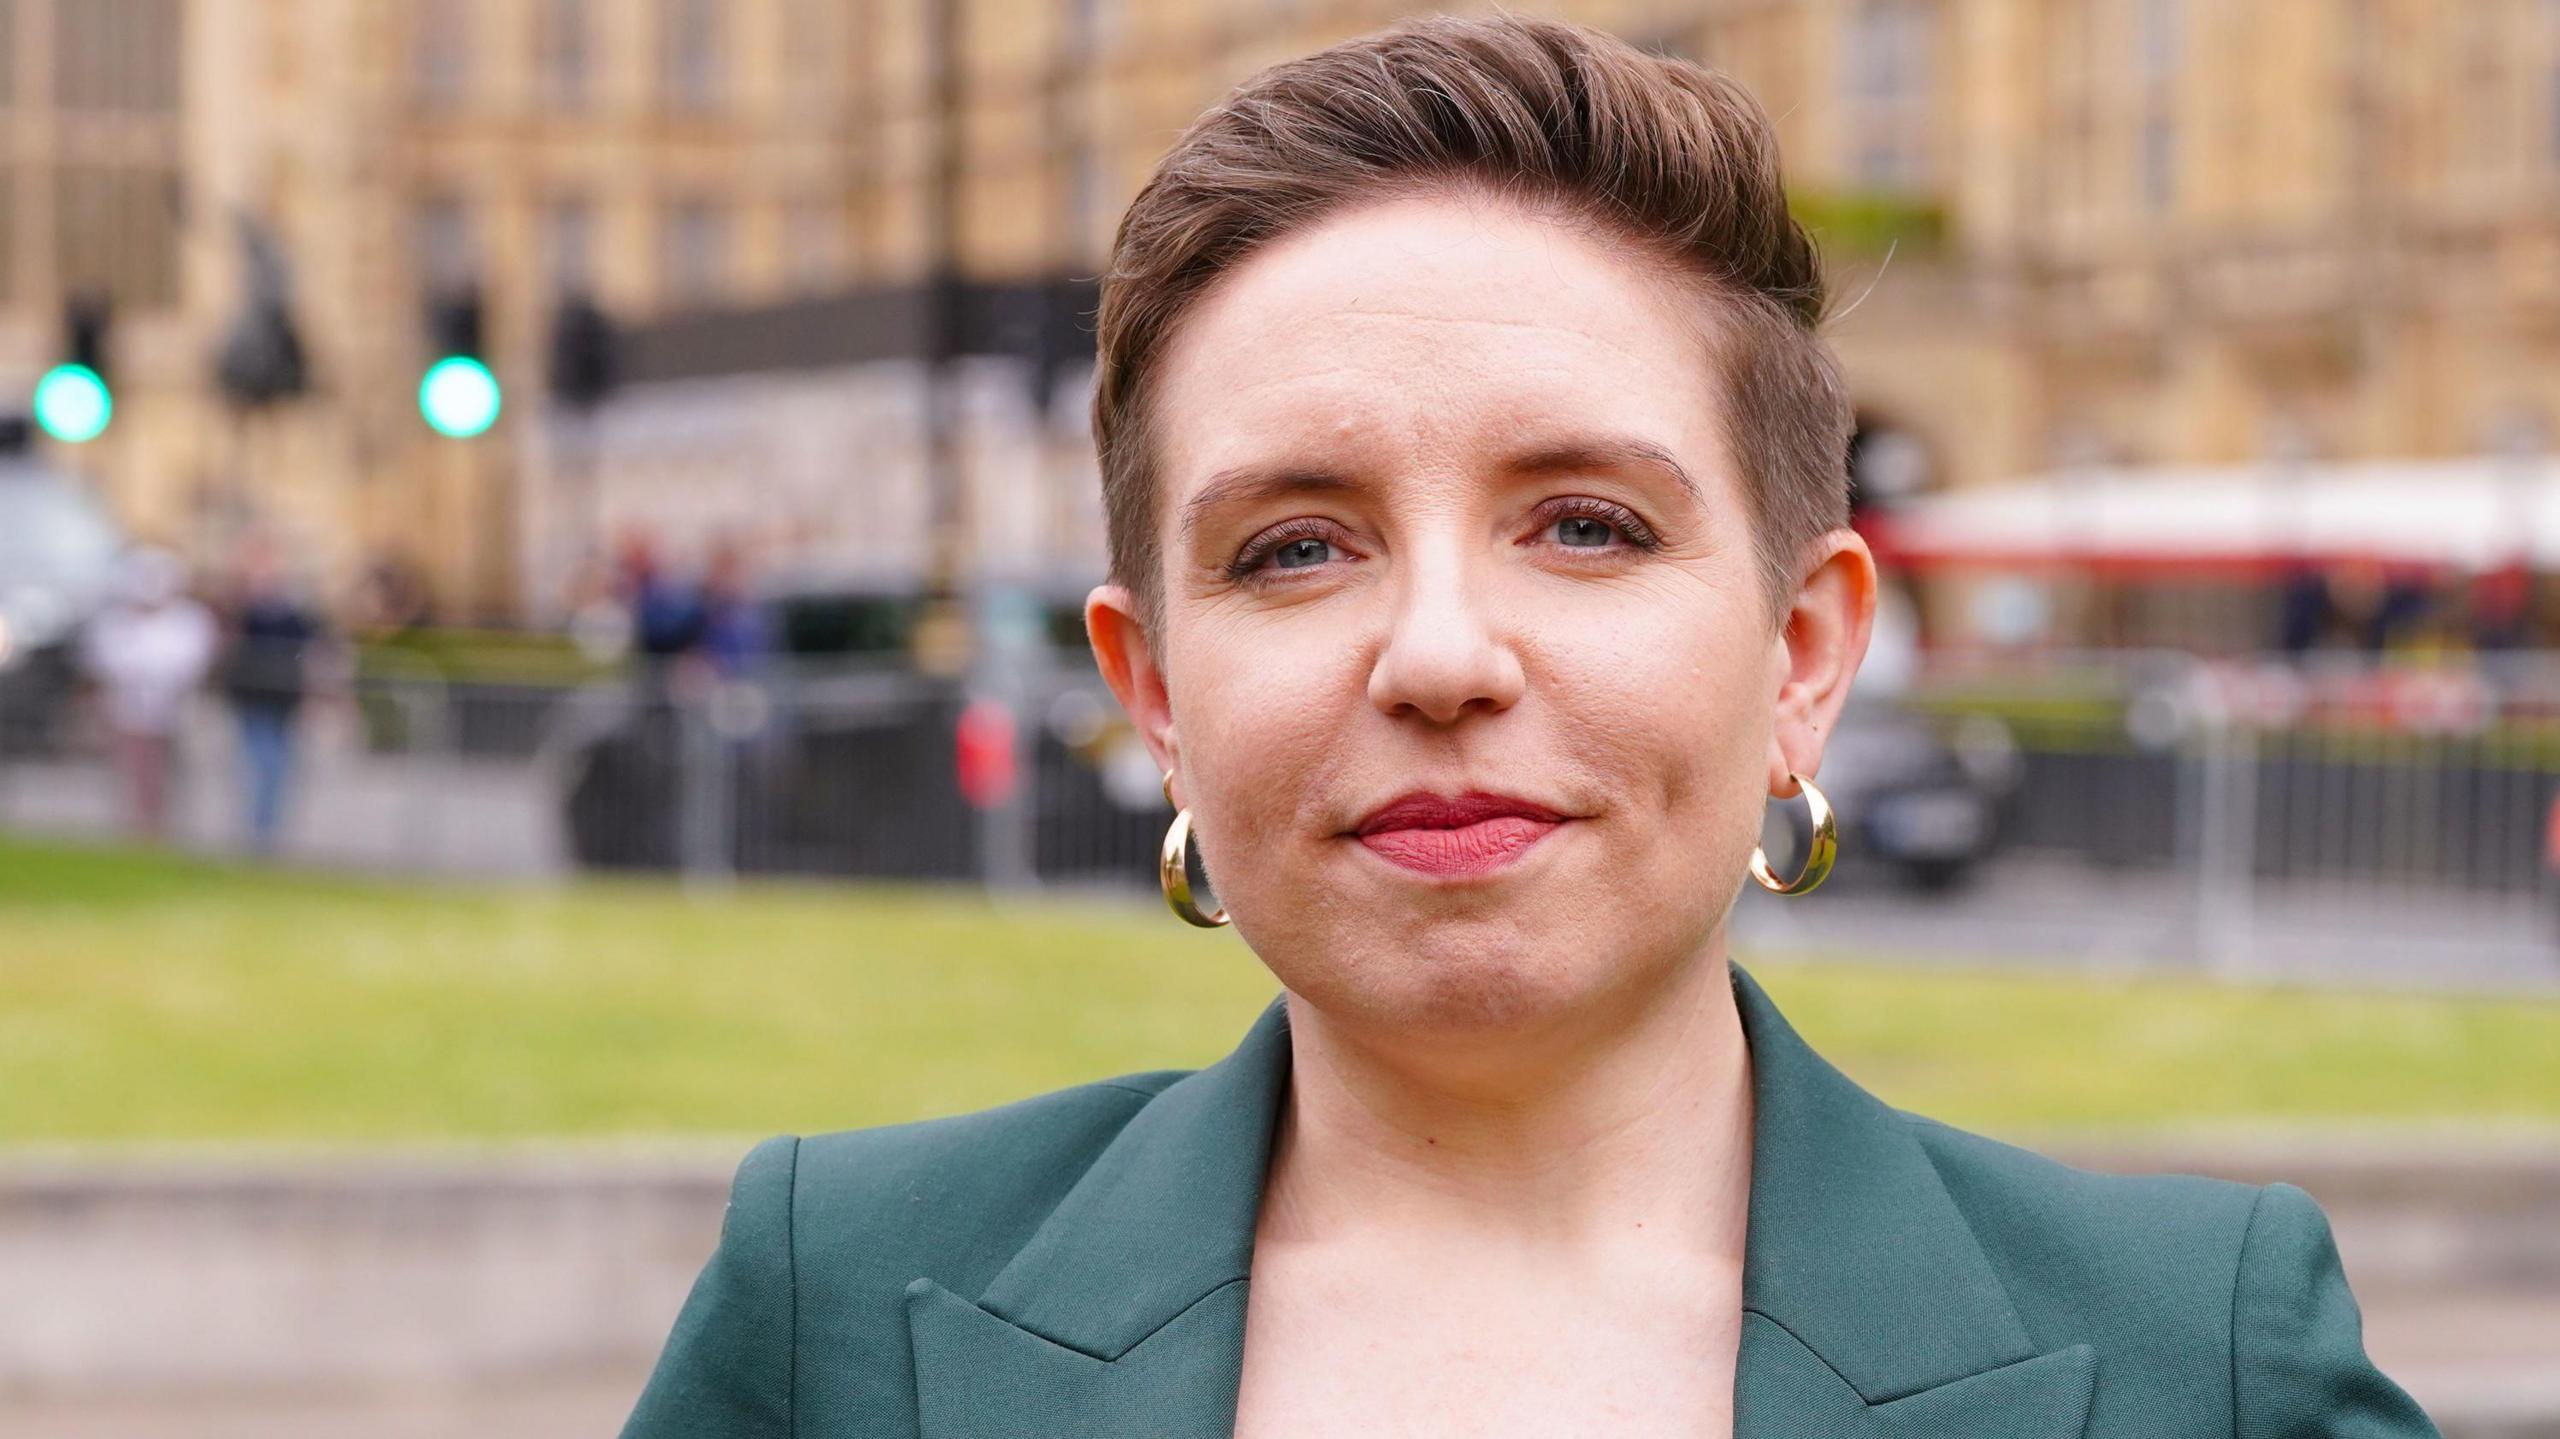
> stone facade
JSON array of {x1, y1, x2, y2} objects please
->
[{"x1": 4, "y1": 1, "x2": 2557, "y2": 620}]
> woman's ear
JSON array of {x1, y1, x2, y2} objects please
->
[
  {"x1": 1765, "y1": 530, "x2": 1879, "y2": 795},
  {"x1": 1086, "y1": 582, "x2": 1180, "y2": 782}
]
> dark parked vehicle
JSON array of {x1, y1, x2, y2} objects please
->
[
  {"x1": 1767, "y1": 695, "x2": 2019, "y2": 893},
  {"x1": 556, "y1": 578, "x2": 1120, "y2": 880}
]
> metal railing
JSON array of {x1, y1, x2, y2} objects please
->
[
  {"x1": 1874, "y1": 649, "x2": 2560, "y2": 986},
  {"x1": 6, "y1": 647, "x2": 2557, "y2": 989}
]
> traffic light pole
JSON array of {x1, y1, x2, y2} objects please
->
[
  {"x1": 473, "y1": 428, "x2": 514, "y2": 623},
  {"x1": 914, "y1": 0, "x2": 972, "y2": 681},
  {"x1": 916, "y1": 0, "x2": 1038, "y2": 893}
]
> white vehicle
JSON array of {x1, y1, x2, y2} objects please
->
[{"x1": 0, "y1": 454, "x2": 129, "y2": 752}]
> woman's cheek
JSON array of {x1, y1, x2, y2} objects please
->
[
  {"x1": 1188, "y1": 659, "x2": 1343, "y2": 838},
  {"x1": 1626, "y1": 627, "x2": 1769, "y2": 849}
]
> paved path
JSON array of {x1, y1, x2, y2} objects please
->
[
  {"x1": 1732, "y1": 853, "x2": 2560, "y2": 996},
  {"x1": 1, "y1": 1371, "x2": 645, "y2": 1439},
  {"x1": 0, "y1": 742, "x2": 565, "y2": 880}
]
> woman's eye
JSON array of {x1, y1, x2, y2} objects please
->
[
  {"x1": 1271, "y1": 536, "x2": 1333, "y2": 569},
  {"x1": 1553, "y1": 515, "x2": 1617, "y2": 548},
  {"x1": 1230, "y1": 503, "x2": 1654, "y2": 584},
  {"x1": 1228, "y1": 525, "x2": 1344, "y2": 582},
  {"x1": 1539, "y1": 502, "x2": 1659, "y2": 552}
]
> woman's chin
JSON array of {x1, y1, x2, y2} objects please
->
[{"x1": 1283, "y1": 937, "x2": 1610, "y2": 1042}]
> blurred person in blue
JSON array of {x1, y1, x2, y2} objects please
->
[
  {"x1": 617, "y1": 526, "x2": 710, "y2": 672},
  {"x1": 623, "y1": 15, "x2": 2441, "y2": 1437},
  {"x1": 76, "y1": 545, "x2": 217, "y2": 844},
  {"x1": 697, "y1": 533, "x2": 770, "y2": 682},
  {"x1": 215, "y1": 537, "x2": 336, "y2": 857}
]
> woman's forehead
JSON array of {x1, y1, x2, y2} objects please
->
[
  {"x1": 1170, "y1": 197, "x2": 1697, "y2": 374},
  {"x1": 1152, "y1": 197, "x2": 1728, "y2": 504}
]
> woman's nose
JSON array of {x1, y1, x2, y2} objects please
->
[{"x1": 1365, "y1": 542, "x2": 1526, "y2": 725}]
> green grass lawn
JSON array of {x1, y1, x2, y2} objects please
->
[{"x1": 4, "y1": 835, "x2": 2557, "y2": 1143}]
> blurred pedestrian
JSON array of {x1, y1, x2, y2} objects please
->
[
  {"x1": 2545, "y1": 789, "x2": 2560, "y2": 949},
  {"x1": 563, "y1": 546, "x2": 634, "y2": 663},
  {"x1": 354, "y1": 551, "x2": 433, "y2": 639},
  {"x1": 698, "y1": 534, "x2": 769, "y2": 681},
  {"x1": 2469, "y1": 559, "x2": 2534, "y2": 653},
  {"x1": 216, "y1": 541, "x2": 335, "y2": 857},
  {"x1": 77, "y1": 547, "x2": 216, "y2": 843},
  {"x1": 618, "y1": 527, "x2": 708, "y2": 665}
]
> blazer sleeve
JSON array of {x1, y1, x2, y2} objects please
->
[
  {"x1": 2231, "y1": 1181, "x2": 2442, "y2": 1439},
  {"x1": 620, "y1": 1134, "x2": 800, "y2": 1439}
]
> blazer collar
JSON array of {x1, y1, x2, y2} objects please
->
[
  {"x1": 907, "y1": 960, "x2": 2095, "y2": 1438},
  {"x1": 905, "y1": 993, "x2": 1290, "y2": 1438},
  {"x1": 1724, "y1": 963, "x2": 2097, "y2": 1433}
]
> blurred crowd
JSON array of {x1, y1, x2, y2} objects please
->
[
  {"x1": 73, "y1": 538, "x2": 344, "y2": 855},
  {"x1": 45, "y1": 522, "x2": 776, "y2": 859},
  {"x1": 565, "y1": 529, "x2": 771, "y2": 688},
  {"x1": 2275, "y1": 557, "x2": 2544, "y2": 659}
]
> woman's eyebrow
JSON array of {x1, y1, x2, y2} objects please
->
[
  {"x1": 1502, "y1": 436, "x2": 1704, "y2": 506},
  {"x1": 1179, "y1": 467, "x2": 1361, "y2": 541}
]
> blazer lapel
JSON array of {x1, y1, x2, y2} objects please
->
[
  {"x1": 907, "y1": 995, "x2": 1292, "y2": 1439},
  {"x1": 905, "y1": 1277, "x2": 1253, "y2": 1439},
  {"x1": 1728, "y1": 962, "x2": 2097, "y2": 1437},
  {"x1": 1737, "y1": 1315, "x2": 2096, "y2": 1438},
  {"x1": 907, "y1": 965, "x2": 2098, "y2": 1438}
]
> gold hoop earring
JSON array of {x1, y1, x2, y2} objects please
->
[
  {"x1": 1159, "y1": 772, "x2": 1230, "y2": 928},
  {"x1": 1749, "y1": 771, "x2": 1838, "y2": 896}
]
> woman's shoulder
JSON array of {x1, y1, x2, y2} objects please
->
[
  {"x1": 684, "y1": 1067, "x2": 1200, "y2": 1313},
  {"x1": 1899, "y1": 1107, "x2": 2266, "y2": 1250},
  {"x1": 1897, "y1": 1104, "x2": 2295, "y2": 1313},
  {"x1": 1893, "y1": 1108, "x2": 2437, "y2": 1434},
  {"x1": 785, "y1": 1065, "x2": 1196, "y2": 1235},
  {"x1": 618, "y1": 1069, "x2": 1201, "y2": 1437}
]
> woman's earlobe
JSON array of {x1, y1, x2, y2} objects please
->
[{"x1": 1765, "y1": 736, "x2": 1801, "y2": 797}]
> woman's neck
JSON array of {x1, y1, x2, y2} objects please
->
[{"x1": 1257, "y1": 947, "x2": 1753, "y2": 1261}]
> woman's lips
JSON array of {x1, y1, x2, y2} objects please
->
[{"x1": 1356, "y1": 815, "x2": 1563, "y2": 876}]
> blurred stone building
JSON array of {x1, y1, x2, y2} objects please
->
[
  {"x1": 3, "y1": 0, "x2": 2559, "y2": 625},
  {"x1": 3, "y1": 0, "x2": 905, "y2": 619}
]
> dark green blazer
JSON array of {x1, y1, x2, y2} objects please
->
[{"x1": 622, "y1": 961, "x2": 2442, "y2": 1437}]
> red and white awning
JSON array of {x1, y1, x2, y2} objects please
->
[{"x1": 1862, "y1": 458, "x2": 2560, "y2": 577}]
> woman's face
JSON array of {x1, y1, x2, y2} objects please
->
[{"x1": 1089, "y1": 191, "x2": 1873, "y2": 1039}]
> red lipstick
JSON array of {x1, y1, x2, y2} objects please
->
[{"x1": 1351, "y1": 790, "x2": 1569, "y2": 878}]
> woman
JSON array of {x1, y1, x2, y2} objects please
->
[{"x1": 622, "y1": 16, "x2": 2439, "y2": 1436}]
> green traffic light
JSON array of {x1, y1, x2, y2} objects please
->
[
  {"x1": 419, "y1": 355, "x2": 501, "y2": 438},
  {"x1": 33, "y1": 363, "x2": 112, "y2": 444}
]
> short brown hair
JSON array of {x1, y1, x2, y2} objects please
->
[{"x1": 1093, "y1": 12, "x2": 1851, "y2": 644}]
